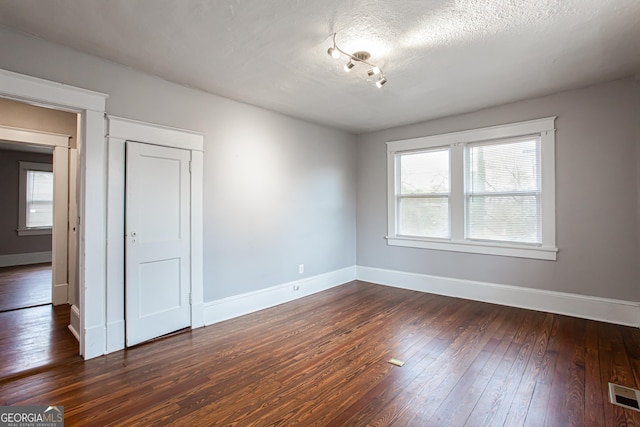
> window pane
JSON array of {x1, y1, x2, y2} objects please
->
[
  {"x1": 399, "y1": 197, "x2": 449, "y2": 238},
  {"x1": 26, "y1": 170, "x2": 53, "y2": 228},
  {"x1": 469, "y1": 139, "x2": 539, "y2": 193},
  {"x1": 467, "y1": 195, "x2": 539, "y2": 244},
  {"x1": 400, "y1": 149, "x2": 449, "y2": 195}
]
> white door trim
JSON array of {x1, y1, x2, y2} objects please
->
[
  {"x1": 106, "y1": 115, "x2": 204, "y2": 353},
  {"x1": 0, "y1": 68, "x2": 108, "y2": 359},
  {"x1": 0, "y1": 125, "x2": 70, "y2": 147}
]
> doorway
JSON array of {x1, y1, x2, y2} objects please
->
[
  {"x1": 0, "y1": 68, "x2": 108, "y2": 359},
  {"x1": 0, "y1": 100, "x2": 80, "y2": 376},
  {"x1": 0, "y1": 109, "x2": 75, "y2": 304},
  {"x1": 0, "y1": 141, "x2": 54, "y2": 312}
]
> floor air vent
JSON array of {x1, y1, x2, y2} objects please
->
[{"x1": 609, "y1": 383, "x2": 640, "y2": 411}]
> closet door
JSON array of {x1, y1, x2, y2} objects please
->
[{"x1": 125, "y1": 141, "x2": 191, "y2": 346}]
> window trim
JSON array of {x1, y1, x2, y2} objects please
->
[
  {"x1": 386, "y1": 117, "x2": 557, "y2": 260},
  {"x1": 18, "y1": 161, "x2": 53, "y2": 236}
]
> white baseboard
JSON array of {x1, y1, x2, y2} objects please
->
[
  {"x1": 356, "y1": 265, "x2": 640, "y2": 328},
  {"x1": 204, "y1": 266, "x2": 356, "y2": 326},
  {"x1": 0, "y1": 251, "x2": 52, "y2": 267},
  {"x1": 68, "y1": 304, "x2": 80, "y2": 342},
  {"x1": 52, "y1": 282, "x2": 68, "y2": 305},
  {"x1": 83, "y1": 323, "x2": 107, "y2": 360},
  {"x1": 192, "y1": 302, "x2": 205, "y2": 329}
]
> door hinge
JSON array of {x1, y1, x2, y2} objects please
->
[
  {"x1": 189, "y1": 292, "x2": 192, "y2": 305},
  {"x1": 189, "y1": 160, "x2": 192, "y2": 173}
]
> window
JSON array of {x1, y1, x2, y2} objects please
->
[
  {"x1": 398, "y1": 148, "x2": 450, "y2": 238},
  {"x1": 18, "y1": 161, "x2": 53, "y2": 236},
  {"x1": 387, "y1": 117, "x2": 557, "y2": 260}
]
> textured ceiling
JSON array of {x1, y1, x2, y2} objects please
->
[{"x1": 1, "y1": 0, "x2": 639, "y2": 133}]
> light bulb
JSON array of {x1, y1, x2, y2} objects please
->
[
  {"x1": 375, "y1": 76, "x2": 387, "y2": 88},
  {"x1": 327, "y1": 47, "x2": 340, "y2": 59},
  {"x1": 368, "y1": 66, "x2": 381, "y2": 76},
  {"x1": 344, "y1": 61, "x2": 355, "y2": 72}
]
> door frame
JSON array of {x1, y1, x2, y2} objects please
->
[
  {"x1": 0, "y1": 68, "x2": 108, "y2": 359},
  {"x1": 106, "y1": 115, "x2": 204, "y2": 353},
  {"x1": 0, "y1": 125, "x2": 70, "y2": 306}
]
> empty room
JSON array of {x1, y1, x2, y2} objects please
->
[{"x1": 0, "y1": 1, "x2": 639, "y2": 426}]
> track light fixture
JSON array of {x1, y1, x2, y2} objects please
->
[{"x1": 326, "y1": 33, "x2": 388, "y2": 88}]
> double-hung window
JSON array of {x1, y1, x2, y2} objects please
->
[
  {"x1": 18, "y1": 161, "x2": 54, "y2": 236},
  {"x1": 387, "y1": 117, "x2": 557, "y2": 260}
]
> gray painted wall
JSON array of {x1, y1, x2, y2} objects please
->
[
  {"x1": 357, "y1": 78, "x2": 640, "y2": 301},
  {"x1": 0, "y1": 148, "x2": 53, "y2": 256},
  {"x1": 0, "y1": 25, "x2": 357, "y2": 301}
]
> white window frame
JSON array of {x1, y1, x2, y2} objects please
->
[
  {"x1": 18, "y1": 161, "x2": 54, "y2": 236},
  {"x1": 387, "y1": 117, "x2": 557, "y2": 260}
]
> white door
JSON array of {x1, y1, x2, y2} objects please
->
[{"x1": 125, "y1": 141, "x2": 191, "y2": 346}]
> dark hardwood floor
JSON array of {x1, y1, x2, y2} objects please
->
[
  {"x1": 1, "y1": 281, "x2": 639, "y2": 426},
  {"x1": 0, "y1": 263, "x2": 52, "y2": 312},
  {"x1": 0, "y1": 304, "x2": 80, "y2": 380},
  {"x1": 0, "y1": 262, "x2": 79, "y2": 379}
]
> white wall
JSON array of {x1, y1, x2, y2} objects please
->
[
  {"x1": 0, "y1": 25, "x2": 357, "y2": 302},
  {"x1": 357, "y1": 78, "x2": 640, "y2": 302}
]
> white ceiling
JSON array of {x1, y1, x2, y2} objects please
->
[{"x1": 1, "y1": 0, "x2": 639, "y2": 133}]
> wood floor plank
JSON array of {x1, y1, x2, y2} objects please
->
[
  {"x1": 464, "y1": 310, "x2": 542, "y2": 426},
  {"x1": 443, "y1": 308, "x2": 525, "y2": 427},
  {"x1": 0, "y1": 304, "x2": 78, "y2": 380},
  {"x1": 394, "y1": 304, "x2": 513, "y2": 426},
  {"x1": 544, "y1": 316, "x2": 585, "y2": 427},
  {"x1": 2, "y1": 280, "x2": 640, "y2": 426},
  {"x1": 524, "y1": 314, "x2": 560, "y2": 427},
  {"x1": 500, "y1": 312, "x2": 555, "y2": 427},
  {"x1": 418, "y1": 307, "x2": 519, "y2": 427},
  {"x1": 0, "y1": 263, "x2": 52, "y2": 312},
  {"x1": 584, "y1": 320, "x2": 606, "y2": 426}
]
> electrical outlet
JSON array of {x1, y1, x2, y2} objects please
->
[
  {"x1": 293, "y1": 284, "x2": 300, "y2": 291},
  {"x1": 298, "y1": 264, "x2": 304, "y2": 274}
]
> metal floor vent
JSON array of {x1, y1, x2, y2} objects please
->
[{"x1": 609, "y1": 383, "x2": 640, "y2": 412}]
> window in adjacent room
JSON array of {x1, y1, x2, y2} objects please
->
[
  {"x1": 386, "y1": 117, "x2": 557, "y2": 260},
  {"x1": 18, "y1": 161, "x2": 53, "y2": 236}
]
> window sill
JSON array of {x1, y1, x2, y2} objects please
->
[
  {"x1": 386, "y1": 236, "x2": 557, "y2": 261},
  {"x1": 17, "y1": 227, "x2": 52, "y2": 236}
]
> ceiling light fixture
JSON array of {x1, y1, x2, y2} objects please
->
[{"x1": 327, "y1": 33, "x2": 388, "y2": 88}]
